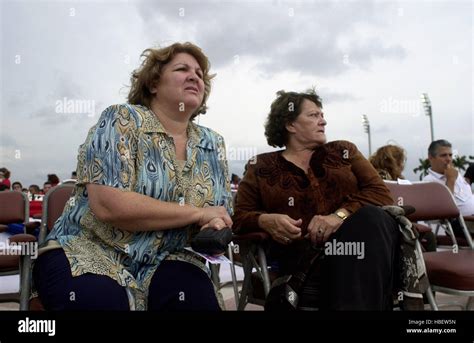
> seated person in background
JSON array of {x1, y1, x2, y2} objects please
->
[
  {"x1": 33, "y1": 42, "x2": 233, "y2": 311},
  {"x1": 465, "y1": 163, "x2": 474, "y2": 186},
  {"x1": 28, "y1": 184, "x2": 43, "y2": 217},
  {"x1": 12, "y1": 181, "x2": 23, "y2": 192},
  {"x1": 423, "y1": 139, "x2": 474, "y2": 233},
  {"x1": 370, "y1": 145, "x2": 436, "y2": 251},
  {"x1": 47, "y1": 174, "x2": 60, "y2": 187},
  {"x1": 42, "y1": 181, "x2": 52, "y2": 194},
  {"x1": 0, "y1": 171, "x2": 9, "y2": 191},
  {"x1": 230, "y1": 173, "x2": 241, "y2": 192},
  {"x1": 62, "y1": 171, "x2": 78, "y2": 184},
  {"x1": 0, "y1": 167, "x2": 11, "y2": 189},
  {"x1": 28, "y1": 184, "x2": 41, "y2": 200},
  {"x1": 233, "y1": 89, "x2": 399, "y2": 310},
  {"x1": 369, "y1": 145, "x2": 406, "y2": 180}
]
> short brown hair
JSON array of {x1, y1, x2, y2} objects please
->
[
  {"x1": 128, "y1": 42, "x2": 214, "y2": 120},
  {"x1": 264, "y1": 88, "x2": 323, "y2": 147},
  {"x1": 369, "y1": 145, "x2": 406, "y2": 180}
]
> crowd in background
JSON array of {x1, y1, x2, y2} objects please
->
[{"x1": 0, "y1": 169, "x2": 77, "y2": 218}]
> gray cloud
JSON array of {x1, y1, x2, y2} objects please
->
[
  {"x1": 136, "y1": 1, "x2": 406, "y2": 76},
  {"x1": 0, "y1": 133, "x2": 19, "y2": 150},
  {"x1": 1, "y1": 0, "x2": 471, "y2": 186}
]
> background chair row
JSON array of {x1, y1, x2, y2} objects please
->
[
  {"x1": 0, "y1": 184, "x2": 75, "y2": 310},
  {"x1": 0, "y1": 191, "x2": 38, "y2": 310},
  {"x1": 385, "y1": 181, "x2": 474, "y2": 310}
]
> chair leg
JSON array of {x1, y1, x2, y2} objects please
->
[
  {"x1": 19, "y1": 255, "x2": 32, "y2": 311},
  {"x1": 425, "y1": 286, "x2": 439, "y2": 311},
  {"x1": 237, "y1": 253, "x2": 253, "y2": 311},
  {"x1": 466, "y1": 296, "x2": 474, "y2": 310},
  {"x1": 228, "y1": 243, "x2": 240, "y2": 309}
]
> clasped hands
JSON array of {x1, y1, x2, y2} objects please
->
[
  {"x1": 258, "y1": 213, "x2": 343, "y2": 245},
  {"x1": 198, "y1": 206, "x2": 233, "y2": 231}
]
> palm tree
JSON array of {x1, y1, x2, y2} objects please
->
[
  {"x1": 413, "y1": 158, "x2": 430, "y2": 180},
  {"x1": 452, "y1": 155, "x2": 471, "y2": 171},
  {"x1": 414, "y1": 155, "x2": 474, "y2": 180}
]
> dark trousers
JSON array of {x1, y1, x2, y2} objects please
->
[
  {"x1": 318, "y1": 205, "x2": 400, "y2": 310},
  {"x1": 33, "y1": 249, "x2": 220, "y2": 311},
  {"x1": 269, "y1": 205, "x2": 399, "y2": 311}
]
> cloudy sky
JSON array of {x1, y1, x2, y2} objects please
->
[{"x1": 0, "y1": 0, "x2": 472, "y2": 187}]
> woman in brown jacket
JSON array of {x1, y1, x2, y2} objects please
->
[{"x1": 232, "y1": 89, "x2": 399, "y2": 310}]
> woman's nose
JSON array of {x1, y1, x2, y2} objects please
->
[{"x1": 187, "y1": 70, "x2": 200, "y2": 82}]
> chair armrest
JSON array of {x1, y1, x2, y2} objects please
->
[
  {"x1": 412, "y1": 223, "x2": 432, "y2": 234},
  {"x1": 463, "y1": 215, "x2": 474, "y2": 222},
  {"x1": 9, "y1": 234, "x2": 37, "y2": 243}
]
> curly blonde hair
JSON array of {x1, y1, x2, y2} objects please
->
[
  {"x1": 369, "y1": 145, "x2": 406, "y2": 180},
  {"x1": 128, "y1": 42, "x2": 215, "y2": 120}
]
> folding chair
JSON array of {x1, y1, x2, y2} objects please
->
[
  {"x1": 385, "y1": 181, "x2": 474, "y2": 310},
  {"x1": 0, "y1": 191, "x2": 38, "y2": 310},
  {"x1": 26, "y1": 183, "x2": 76, "y2": 310},
  {"x1": 229, "y1": 231, "x2": 272, "y2": 310},
  {"x1": 39, "y1": 183, "x2": 75, "y2": 244}
]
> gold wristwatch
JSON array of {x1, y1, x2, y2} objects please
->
[{"x1": 334, "y1": 210, "x2": 348, "y2": 221}]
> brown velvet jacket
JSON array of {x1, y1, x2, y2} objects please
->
[{"x1": 233, "y1": 140, "x2": 393, "y2": 235}]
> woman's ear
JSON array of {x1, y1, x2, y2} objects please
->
[
  {"x1": 285, "y1": 122, "x2": 296, "y2": 134},
  {"x1": 149, "y1": 80, "x2": 159, "y2": 94}
]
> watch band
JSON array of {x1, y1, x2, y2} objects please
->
[{"x1": 334, "y1": 211, "x2": 348, "y2": 221}]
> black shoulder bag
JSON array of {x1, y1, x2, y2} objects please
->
[{"x1": 264, "y1": 246, "x2": 324, "y2": 311}]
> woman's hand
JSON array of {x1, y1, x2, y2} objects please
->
[
  {"x1": 200, "y1": 217, "x2": 227, "y2": 231},
  {"x1": 197, "y1": 206, "x2": 232, "y2": 228},
  {"x1": 258, "y1": 214, "x2": 302, "y2": 245},
  {"x1": 307, "y1": 214, "x2": 343, "y2": 246}
]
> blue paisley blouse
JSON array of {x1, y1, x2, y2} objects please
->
[{"x1": 43, "y1": 104, "x2": 233, "y2": 310}]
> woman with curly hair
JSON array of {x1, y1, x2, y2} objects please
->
[
  {"x1": 369, "y1": 145, "x2": 406, "y2": 181},
  {"x1": 233, "y1": 88, "x2": 400, "y2": 310},
  {"x1": 33, "y1": 42, "x2": 233, "y2": 311}
]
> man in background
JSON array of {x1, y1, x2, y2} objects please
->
[{"x1": 423, "y1": 139, "x2": 474, "y2": 233}]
